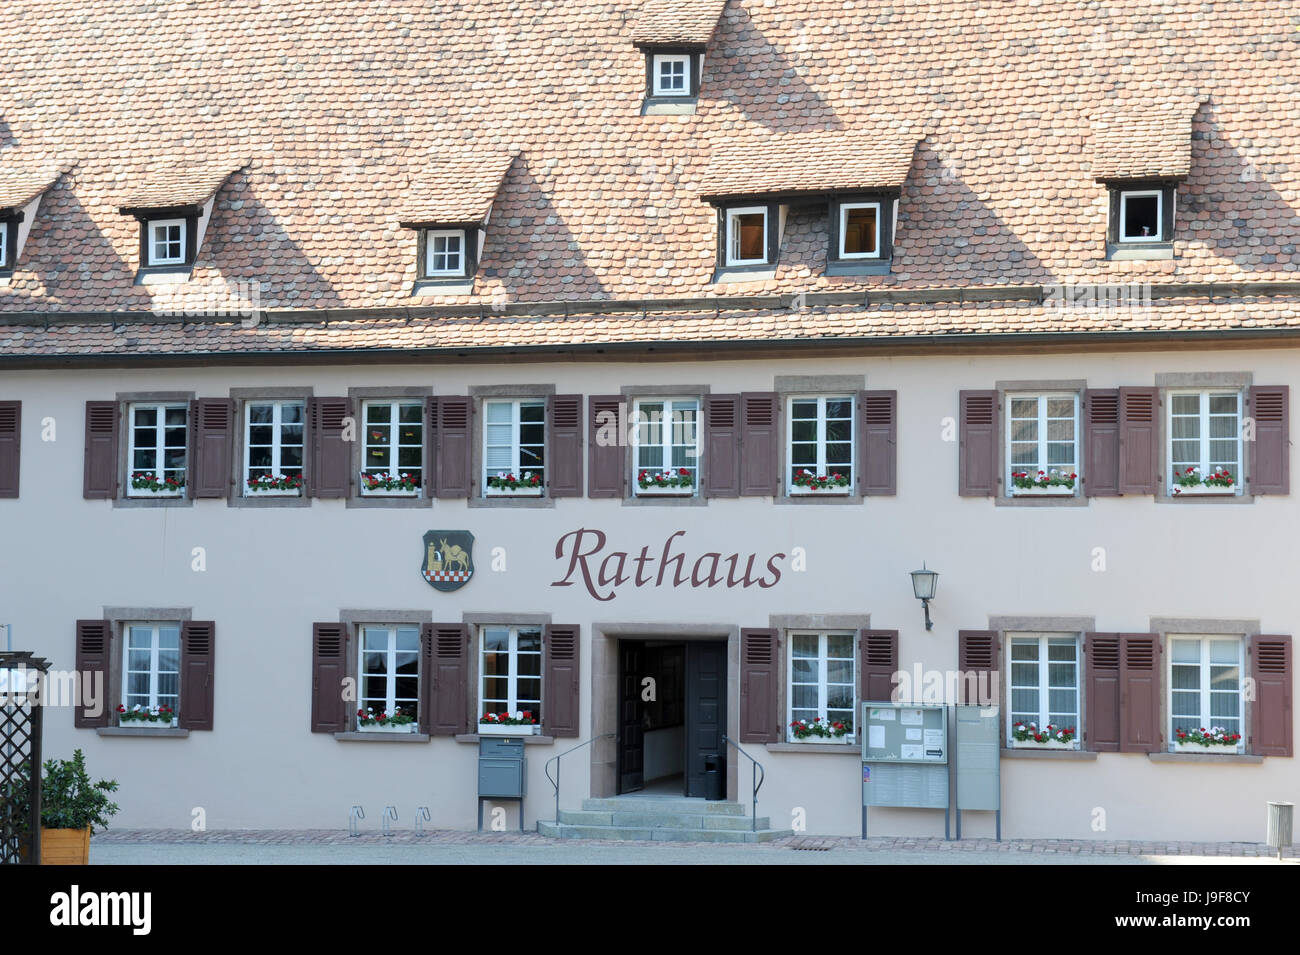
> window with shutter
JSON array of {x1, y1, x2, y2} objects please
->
[
  {"x1": 1005, "y1": 393, "x2": 1079, "y2": 497},
  {"x1": 631, "y1": 397, "x2": 699, "y2": 497},
  {"x1": 547, "y1": 394, "x2": 583, "y2": 497},
  {"x1": 359, "y1": 399, "x2": 425, "y2": 496},
  {"x1": 543, "y1": 624, "x2": 581, "y2": 738},
  {"x1": 1006, "y1": 632, "x2": 1080, "y2": 747},
  {"x1": 1248, "y1": 386, "x2": 1289, "y2": 495},
  {"x1": 83, "y1": 401, "x2": 119, "y2": 499},
  {"x1": 786, "y1": 395, "x2": 854, "y2": 495},
  {"x1": 310, "y1": 623, "x2": 348, "y2": 733},
  {"x1": 1250, "y1": 634, "x2": 1292, "y2": 757},
  {"x1": 787, "y1": 630, "x2": 856, "y2": 742},
  {"x1": 483, "y1": 398, "x2": 546, "y2": 496},
  {"x1": 739, "y1": 628, "x2": 778, "y2": 742},
  {"x1": 479, "y1": 624, "x2": 543, "y2": 727},
  {"x1": 244, "y1": 400, "x2": 306, "y2": 496},
  {"x1": 1166, "y1": 389, "x2": 1242, "y2": 496},
  {"x1": 1166, "y1": 634, "x2": 1245, "y2": 752},
  {"x1": 119, "y1": 623, "x2": 182, "y2": 724},
  {"x1": 703, "y1": 394, "x2": 739, "y2": 497},
  {"x1": 126, "y1": 402, "x2": 189, "y2": 497},
  {"x1": 0, "y1": 400, "x2": 19, "y2": 498},
  {"x1": 354, "y1": 624, "x2": 421, "y2": 731},
  {"x1": 958, "y1": 391, "x2": 997, "y2": 497}
]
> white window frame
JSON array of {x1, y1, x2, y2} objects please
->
[
  {"x1": 424, "y1": 229, "x2": 466, "y2": 277},
  {"x1": 786, "y1": 394, "x2": 855, "y2": 492},
  {"x1": 630, "y1": 397, "x2": 700, "y2": 496},
  {"x1": 837, "y1": 201, "x2": 882, "y2": 259},
  {"x1": 1168, "y1": 634, "x2": 1245, "y2": 753},
  {"x1": 1005, "y1": 392, "x2": 1080, "y2": 495},
  {"x1": 126, "y1": 402, "x2": 188, "y2": 497},
  {"x1": 1006, "y1": 632, "x2": 1080, "y2": 748},
  {"x1": 357, "y1": 624, "x2": 421, "y2": 726},
  {"x1": 360, "y1": 399, "x2": 425, "y2": 496},
  {"x1": 1166, "y1": 389, "x2": 1243, "y2": 495},
  {"x1": 243, "y1": 399, "x2": 306, "y2": 495},
  {"x1": 1117, "y1": 189, "x2": 1163, "y2": 243},
  {"x1": 786, "y1": 630, "x2": 857, "y2": 742},
  {"x1": 0, "y1": 224, "x2": 8, "y2": 269},
  {"x1": 725, "y1": 205, "x2": 769, "y2": 267},
  {"x1": 478, "y1": 625, "x2": 543, "y2": 721},
  {"x1": 482, "y1": 398, "x2": 546, "y2": 495},
  {"x1": 652, "y1": 54, "x2": 691, "y2": 97},
  {"x1": 148, "y1": 218, "x2": 187, "y2": 266},
  {"x1": 122, "y1": 622, "x2": 181, "y2": 716}
]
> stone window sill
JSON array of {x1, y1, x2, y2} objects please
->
[
  {"x1": 454, "y1": 733, "x2": 555, "y2": 745},
  {"x1": 766, "y1": 742, "x2": 858, "y2": 755},
  {"x1": 333, "y1": 731, "x2": 431, "y2": 743},
  {"x1": 1001, "y1": 748, "x2": 1098, "y2": 761},
  {"x1": 1147, "y1": 752, "x2": 1264, "y2": 764},
  {"x1": 96, "y1": 727, "x2": 189, "y2": 738}
]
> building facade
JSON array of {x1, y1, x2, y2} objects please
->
[{"x1": 0, "y1": 0, "x2": 1296, "y2": 841}]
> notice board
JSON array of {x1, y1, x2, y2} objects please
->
[{"x1": 861, "y1": 702, "x2": 949, "y2": 812}]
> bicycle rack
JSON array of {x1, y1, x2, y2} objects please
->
[
  {"x1": 382, "y1": 806, "x2": 397, "y2": 836},
  {"x1": 349, "y1": 805, "x2": 365, "y2": 837},
  {"x1": 414, "y1": 806, "x2": 431, "y2": 836}
]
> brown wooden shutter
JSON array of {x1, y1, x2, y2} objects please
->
[
  {"x1": 1248, "y1": 386, "x2": 1289, "y2": 495},
  {"x1": 1119, "y1": 633, "x2": 1161, "y2": 753},
  {"x1": 1083, "y1": 389, "x2": 1120, "y2": 497},
  {"x1": 739, "y1": 392, "x2": 778, "y2": 496},
  {"x1": 83, "y1": 400, "x2": 119, "y2": 499},
  {"x1": 423, "y1": 396, "x2": 437, "y2": 494},
  {"x1": 859, "y1": 390, "x2": 897, "y2": 496},
  {"x1": 0, "y1": 401, "x2": 19, "y2": 498},
  {"x1": 1250, "y1": 634, "x2": 1292, "y2": 757},
  {"x1": 418, "y1": 626, "x2": 433, "y2": 735},
  {"x1": 428, "y1": 623, "x2": 470, "y2": 735},
  {"x1": 1084, "y1": 632, "x2": 1121, "y2": 752},
  {"x1": 543, "y1": 624, "x2": 581, "y2": 738},
  {"x1": 587, "y1": 395, "x2": 624, "y2": 498},
  {"x1": 958, "y1": 390, "x2": 997, "y2": 497},
  {"x1": 858, "y1": 629, "x2": 899, "y2": 703},
  {"x1": 308, "y1": 396, "x2": 353, "y2": 498},
  {"x1": 434, "y1": 396, "x2": 472, "y2": 498},
  {"x1": 957, "y1": 629, "x2": 1000, "y2": 705},
  {"x1": 74, "y1": 620, "x2": 112, "y2": 728},
  {"x1": 179, "y1": 621, "x2": 215, "y2": 731},
  {"x1": 1118, "y1": 387, "x2": 1158, "y2": 495},
  {"x1": 189, "y1": 398, "x2": 234, "y2": 499},
  {"x1": 547, "y1": 394, "x2": 583, "y2": 497},
  {"x1": 310, "y1": 622, "x2": 347, "y2": 734},
  {"x1": 739, "y1": 628, "x2": 778, "y2": 742},
  {"x1": 703, "y1": 394, "x2": 740, "y2": 497}
]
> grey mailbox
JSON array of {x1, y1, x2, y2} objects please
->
[
  {"x1": 477, "y1": 737, "x2": 526, "y2": 832},
  {"x1": 955, "y1": 704, "x2": 1001, "y2": 840}
]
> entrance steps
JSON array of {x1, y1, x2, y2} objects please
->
[{"x1": 537, "y1": 796, "x2": 793, "y2": 843}]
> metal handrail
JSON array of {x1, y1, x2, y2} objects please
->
[
  {"x1": 721, "y1": 735, "x2": 766, "y2": 832},
  {"x1": 545, "y1": 732, "x2": 615, "y2": 825}
]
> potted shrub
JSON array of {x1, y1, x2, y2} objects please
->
[
  {"x1": 478, "y1": 711, "x2": 540, "y2": 735},
  {"x1": 357, "y1": 706, "x2": 418, "y2": 734},
  {"x1": 1010, "y1": 721, "x2": 1077, "y2": 749},
  {"x1": 5, "y1": 750, "x2": 120, "y2": 865}
]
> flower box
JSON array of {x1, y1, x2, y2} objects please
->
[
  {"x1": 1171, "y1": 485, "x2": 1236, "y2": 497},
  {"x1": 1171, "y1": 741, "x2": 1243, "y2": 754},
  {"x1": 1011, "y1": 485, "x2": 1075, "y2": 497},
  {"x1": 636, "y1": 484, "x2": 695, "y2": 497},
  {"x1": 1011, "y1": 739, "x2": 1076, "y2": 750},
  {"x1": 358, "y1": 722, "x2": 418, "y2": 734},
  {"x1": 119, "y1": 718, "x2": 177, "y2": 729},
  {"x1": 478, "y1": 723, "x2": 540, "y2": 736},
  {"x1": 358, "y1": 472, "x2": 421, "y2": 496},
  {"x1": 485, "y1": 486, "x2": 545, "y2": 498},
  {"x1": 788, "y1": 484, "x2": 852, "y2": 496},
  {"x1": 245, "y1": 487, "x2": 301, "y2": 497},
  {"x1": 788, "y1": 734, "x2": 852, "y2": 745},
  {"x1": 360, "y1": 487, "x2": 420, "y2": 498}
]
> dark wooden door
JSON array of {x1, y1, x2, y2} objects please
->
[
  {"x1": 685, "y1": 641, "x2": 727, "y2": 798},
  {"x1": 617, "y1": 640, "x2": 646, "y2": 794}
]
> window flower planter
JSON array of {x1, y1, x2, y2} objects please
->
[
  {"x1": 116, "y1": 704, "x2": 176, "y2": 728},
  {"x1": 636, "y1": 484, "x2": 695, "y2": 497},
  {"x1": 1170, "y1": 485, "x2": 1236, "y2": 497},
  {"x1": 358, "y1": 722, "x2": 418, "y2": 734},
  {"x1": 788, "y1": 734, "x2": 853, "y2": 745},
  {"x1": 1011, "y1": 739, "x2": 1076, "y2": 750},
  {"x1": 485, "y1": 486, "x2": 545, "y2": 498},
  {"x1": 788, "y1": 484, "x2": 852, "y2": 496},
  {"x1": 1011, "y1": 485, "x2": 1076, "y2": 497},
  {"x1": 478, "y1": 723, "x2": 540, "y2": 736},
  {"x1": 1171, "y1": 741, "x2": 1243, "y2": 754},
  {"x1": 359, "y1": 472, "x2": 421, "y2": 497},
  {"x1": 118, "y1": 718, "x2": 177, "y2": 729},
  {"x1": 244, "y1": 487, "x2": 302, "y2": 497},
  {"x1": 129, "y1": 472, "x2": 186, "y2": 495}
]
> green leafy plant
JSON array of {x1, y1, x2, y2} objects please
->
[
  {"x1": 360, "y1": 472, "x2": 420, "y2": 492},
  {"x1": 789, "y1": 717, "x2": 851, "y2": 739},
  {"x1": 792, "y1": 469, "x2": 850, "y2": 490},
  {"x1": 357, "y1": 706, "x2": 417, "y2": 727},
  {"x1": 637, "y1": 468, "x2": 694, "y2": 489},
  {"x1": 1011, "y1": 721, "x2": 1075, "y2": 744},
  {"x1": 1011, "y1": 469, "x2": 1076, "y2": 489},
  {"x1": 1172, "y1": 466, "x2": 1234, "y2": 492},
  {"x1": 487, "y1": 471, "x2": 542, "y2": 491},
  {"x1": 2, "y1": 751, "x2": 120, "y2": 834},
  {"x1": 479, "y1": 710, "x2": 538, "y2": 726},
  {"x1": 1174, "y1": 726, "x2": 1241, "y2": 747},
  {"x1": 130, "y1": 471, "x2": 185, "y2": 492},
  {"x1": 246, "y1": 473, "x2": 304, "y2": 492}
]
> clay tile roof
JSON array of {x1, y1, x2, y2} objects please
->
[
  {"x1": 699, "y1": 130, "x2": 922, "y2": 201},
  {"x1": 0, "y1": 162, "x2": 71, "y2": 210},
  {"x1": 118, "y1": 155, "x2": 249, "y2": 212},
  {"x1": 397, "y1": 152, "x2": 518, "y2": 227},
  {"x1": 631, "y1": 0, "x2": 729, "y2": 47},
  {"x1": 1090, "y1": 100, "x2": 1203, "y2": 181}
]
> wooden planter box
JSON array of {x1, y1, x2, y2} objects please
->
[{"x1": 41, "y1": 827, "x2": 91, "y2": 865}]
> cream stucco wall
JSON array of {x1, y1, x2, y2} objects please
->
[{"x1": 0, "y1": 345, "x2": 1296, "y2": 840}]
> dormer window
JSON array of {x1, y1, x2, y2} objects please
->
[
  {"x1": 630, "y1": 0, "x2": 725, "y2": 115},
  {"x1": 1104, "y1": 181, "x2": 1176, "y2": 259},
  {"x1": 0, "y1": 162, "x2": 67, "y2": 280},
  {"x1": 653, "y1": 54, "x2": 690, "y2": 96},
  {"x1": 725, "y1": 206, "x2": 769, "y2": 267},
  {"x1": 828, "y1": 194, "x2": 896, "y2": 275},
  {"x1": 422, "y1": 229, "x2": 469, "y2": 278},
  {"x1": 0, "y1": 219, "x2": 10, "y2": 271},
  {"x1": 1117, "y1": 188, "x2": 1164, "y2": 242},
  {"x1": 148, "y1": 218, "x2": 189, "y2": 266}
]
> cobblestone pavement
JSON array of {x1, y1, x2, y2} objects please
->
[{"x1": 89, "y1": 829, "x2": 1298, "y2": 865}]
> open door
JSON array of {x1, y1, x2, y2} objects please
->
[
  {"x1": 617, "y1": 639, "x2": 646, "y2": 794},
  {"x1": 685, "y1": 641, "x2": 726, "y2": 798}
]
